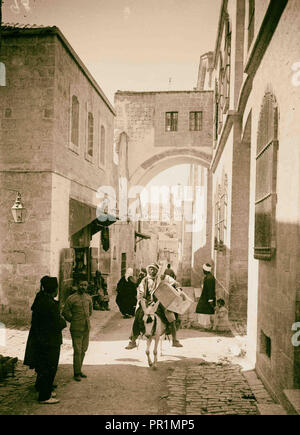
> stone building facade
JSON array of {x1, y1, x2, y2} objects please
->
[
  {"x1": 114, "y1": 90, "x2": 214, "y2": 286},
  {"x1": 0, "y1": 26, "x2": 117, "y2": 311},
  {"x1": 204, "y1": 0, "x2": 300, "y2": 409}
]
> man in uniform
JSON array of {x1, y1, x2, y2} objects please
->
[{"x1": 62, "y1": 280, "x2": 93, "y2": 381}]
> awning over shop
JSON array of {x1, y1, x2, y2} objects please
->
[
  {"x1": 69, "y1": 198, "x2": 118, "y2": 237},
  {"x1": 134, "y1": 231, "x2": 151, "y2": 251},
  {"x1": 135, "y1": 231, "x2": 151, "y2": 241}
]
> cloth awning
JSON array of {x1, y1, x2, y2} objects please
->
[
  {"x1": 135, "y1": 231, "x2": 151, "y2": 241},
  {"x1": 69, "y1": 198, "x2": 117, "y2": 237}
]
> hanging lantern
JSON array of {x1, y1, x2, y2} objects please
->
[{"x1": 11, "y1": 192, "x2": 26, "y2": 223}]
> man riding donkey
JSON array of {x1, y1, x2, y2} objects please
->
[{"x1": 125, "y1": 262, "x2": 183, "y2": 349}]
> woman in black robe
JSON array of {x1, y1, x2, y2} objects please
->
[
  {"x1": 24, "y1": 276, "x2": 66, "y2": 404},
  {"x1": 116, "y1": 268, "x2": 137, "y2": 318}
]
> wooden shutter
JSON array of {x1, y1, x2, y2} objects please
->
[{"x1": 254, "y1": 93, "x2": 278, "y2": 260}]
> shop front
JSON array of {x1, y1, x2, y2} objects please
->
[{"x1": 59, "y1": 198, "x2": 117, "y2": 303}]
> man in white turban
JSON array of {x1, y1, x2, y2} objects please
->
[
  {"x1": 195, "y1": 263, "x2": 216, "y2": 329},
  {"x1": 125, "y1": 262, "x2": 183, "y2": 349}
]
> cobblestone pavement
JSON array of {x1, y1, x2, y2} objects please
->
[
  {"x1": 166, "y1": 361, "x2": 288, "y2": 415},
  {"x1": 0, "y1": 364, "x2": 36, "y2": 415},
  {"x1": 0, "y1": 307, "x2": 287, "y2": 415},
  {"x1": 167, "y1": 362, "x2": 259, "y2": 415}
]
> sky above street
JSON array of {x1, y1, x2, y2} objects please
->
[
  {"x1": 2, "y1": 0, "x2": 220, "y2": 187},
  {"x1": 3, "y1": 0, "x2": 220, "y2": 105}
]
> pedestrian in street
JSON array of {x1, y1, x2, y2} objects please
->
[
  {"x1": 94, "y1": 270, "x2": 110, "y2": 311},
  {"x1": 62, "y1": 280, "x2": 93, "y2": 382},
  {"x1": 136, "y1": 268, "x2": 147, "y2": 287},
  {"x1": 24, "y1": 276, "x2": 66, "y2": 404},
  {"x1": 195, "y1": 263, "x2": 216, "y2": 330},
  {"x1": 125, "y1": 262, "x2": 183, "y2": 349},
  {"x1": 213, "y1": 298, "x2": 230, "y2": 332},
  {"x1": 115, "y1": 268, "x2": 137, "y2": 318},
  {"x1": 163, "y1": 263, "x2": 176, "y2": 279}
]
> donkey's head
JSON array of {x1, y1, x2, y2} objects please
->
[{"x1": 141, "y1": 300, "x2": 159, "y2": 338}]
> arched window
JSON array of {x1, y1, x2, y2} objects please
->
[
  {"x1": 87, "y1": 112, "x2": 94, "y2": 157},
  {"x1": 71, "y1": 95, "x2": 79, "y2": 146},
  {"x1": 0, "y1": 63, "x2": 6, "y2": 86},
  {"x1": 99, "y1": 125, "x2": 105, "y2": 166},
  {"x1": 254, "y1": 92, "x2": 278, "y2": 260}
]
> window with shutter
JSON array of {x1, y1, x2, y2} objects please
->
[
  {"x1": 71, "y1": 95, "x2": 79, "y2": 146},
  {"x1": 165, "y1": 112, "x2": 178, "y2": 131},
  {"x1": 99, "y1": 125, "x2": 105, "y2": 167},
  {"x1": 87, "y1": 112, "x2": 94, "y2": 157},
  {"x1": 254, "y1": 92, "x2": 278, "y2": 260},
  {"x1": 189, "y1": 111, "x2": 203, "y2": 131}
]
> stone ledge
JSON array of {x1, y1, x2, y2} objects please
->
[
  {"x1": 257, "y1": 404, "x2": 287, "y2": 415},
  {"x1": 283, "y1": 389, "x2": 300, "y2": 415}
]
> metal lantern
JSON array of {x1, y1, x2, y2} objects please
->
[{"x1": 11, "y1": 192, "x2": 25, "y2": 223}]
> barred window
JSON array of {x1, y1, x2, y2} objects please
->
[
  {"x1": 87, "y1": 112, "x2": 94, "y2": 157},
  {"x1": 189, "y1": 111, "x2": 202, "y2": 131},
  {"x1": 254, "y1": 92, "x2": 278, "y2": 260},
  {"x1": 71, "y1": 95, "x2": 79, "y2": 146},
  {"x1": 165, "y1": 112, "x2": 178, "y2": 132}
]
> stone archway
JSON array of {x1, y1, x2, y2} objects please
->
[
  {"x1": 128, "y1": 149, "x2": 211, "y2": 189},
  {"x1": 115, "y1": 89, "x2": 214, "y2": 286}
]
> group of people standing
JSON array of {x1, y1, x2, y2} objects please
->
[
  {"x1": 23, "y1": 261, "x2": 229, "y2": 405},
  {"x1": 24, "y1": 277, "x2": 93, "y2": 404}
]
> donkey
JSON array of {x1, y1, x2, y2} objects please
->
[{"x1": 141, "y1": 299, "x2": 166, "y2": 370}]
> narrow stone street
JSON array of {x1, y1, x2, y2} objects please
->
[{"x1": 0, "y1": 305, "x2": 286, "y2": 415}]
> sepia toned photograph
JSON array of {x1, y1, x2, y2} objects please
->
[{"x1": 0, "y1": 0, "x2": 299, "y2": 418}]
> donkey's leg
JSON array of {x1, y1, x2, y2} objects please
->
[
  {"x1": 152, "y1": 335, "x2": 160, "y2": 370},
  {"x1": 146, "y1": 338, "x2": 152, "y2": 367}
]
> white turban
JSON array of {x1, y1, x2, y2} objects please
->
[{"x1": 203, "y1": 263, "x2": 212, "y2": 272}]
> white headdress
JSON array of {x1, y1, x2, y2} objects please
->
[
  {"x1": 203, "y1": 263, "x2": 212, "y2": 272},
  {"x1": 125, "y1": 268, "x2": 133, "y2": 281}
]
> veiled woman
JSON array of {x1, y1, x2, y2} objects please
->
[{"x1": 116, "y1": 268, "x2": 137, "y2": 318}]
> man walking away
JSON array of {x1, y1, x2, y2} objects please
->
[
  {"x1": 195, "y1": 263, "x2": 216, "y2": 330},
  {"x1": 62, "y1": 280, "x2": 93, "y2": 382},
  {"x1": 163, "y1": 263, "x2": 176, "y2": 279}
]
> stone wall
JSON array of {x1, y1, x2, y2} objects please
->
[
  {"x1": 245, "y1": 0, "x2": 300, "y2": 402},
  {"x1": 0, "y1": 29, "x2": 117, "y2": 313},
  {"x1": 53, "y1": 36, "x2": 116, "y2": 192},
  {"x1": 114, "y1": 91, "x2": 213, "y2": 181},
  {"x1": 0, "y1": 172, "x2": 52, "y2": 312}
]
